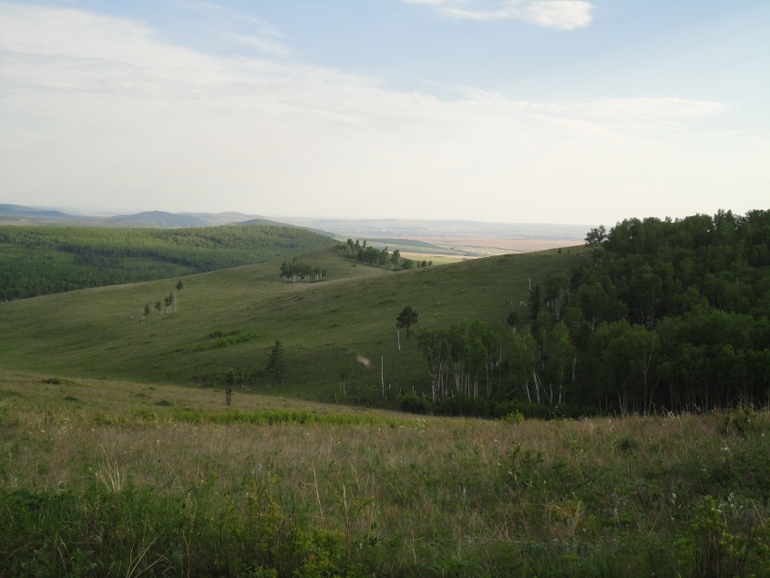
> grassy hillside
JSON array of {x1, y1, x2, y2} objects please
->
[
  {"x1": 0, "y1": 224, "x2": 335, "y2": 300},
  {"x1": 1, "y1": 371, "x2": 768, "y2": 576},
  {"x1": 0, "y1": 245, "x2": 581, "y2": 400}
]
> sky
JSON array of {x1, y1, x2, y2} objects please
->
[{"x1": 0, "y1": 1, "x2": 768, "y2": 226}]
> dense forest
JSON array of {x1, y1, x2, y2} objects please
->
[
  {"x1": 0, "y1": 225, "x2": 335, "y2": 300},
  {"x1": 416, "y1": 209, "x2": 770, "y2": 415}
]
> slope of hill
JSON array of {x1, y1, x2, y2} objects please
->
[
  {"x1": 0, "y1": 224, "x2": 336, "y2": 300},
  {"x1": 0, "y1": 244, "x2": 582, "y2": 398}
]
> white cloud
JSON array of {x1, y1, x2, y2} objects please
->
[
  {"x1": 0, "y1": 3, "x2": 765, "y2": 224},
  {"x1": 402, "y1": 0, "x2": 595, "y2": 30}
]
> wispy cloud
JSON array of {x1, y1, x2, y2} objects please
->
[
  {"x1": 401, "y1": 0, "x2": 595, "y2": 30},
  {"x1": 175, "y1": 0, "x2": 290, "y2": 57},
  {"x1": 176, "y1": 0, "x2": 283, "y2": 37},
  {"x1": 0, "y1": 3, "x2": 761, "y2": 224}
]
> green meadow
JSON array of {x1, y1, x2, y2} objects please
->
[{"x1": 0, "y1": 244, "x2": 579, "y2": 399}]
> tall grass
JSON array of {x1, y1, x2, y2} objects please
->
[{"x1": 1, "y1": 373, "x2": 769, "y2": 576}]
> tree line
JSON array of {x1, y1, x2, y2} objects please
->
[
  {"x1": 279, "y1": 259, "x2": 327, "y2": 282},
  {"x1": 336, "y1": 239, "x2": 432, "y2": 270},
  {"x1": 414, "y1": 209, "x2": 770, "y2": 416}
]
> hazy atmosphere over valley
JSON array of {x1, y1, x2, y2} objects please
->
[{"x1": 1, "y1": 0, "x2": 768, "y2": 224}]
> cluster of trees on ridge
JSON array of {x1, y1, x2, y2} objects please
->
[
  {"x1": 279, "y1": 259, "x2": 327, "y2": 282},
  {"x1": 336, "y1": 239, "x2": 432, "y2": 270},
  {"x1": 414, "y1": 209, "x2": 770, "y2": 416},
  {"x1": 0, "y1": 224, "x2": 335, "y2": 300}
]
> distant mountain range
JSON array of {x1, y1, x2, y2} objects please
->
[{"x1": 0, "y1": 205, "x2": 288, "y2": 229}]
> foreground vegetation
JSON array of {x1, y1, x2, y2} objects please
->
[
  {"x1": 1, "y1": 371, "x2": 768, "y2": 576},
  {"x1": 0, "y1": 224, "x2": 335, "y2": 300}
]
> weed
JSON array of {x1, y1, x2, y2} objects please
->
[
  {"x1": 95, "y1": 448, "x2": 126, "y2": 493},
  {"x1": 721, "y1": 406, "x2": 757, "y2": 437},
  {"x1": 617, "y1": 435, "x2": 639, "y2": 453}
]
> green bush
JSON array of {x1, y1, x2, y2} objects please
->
[{"x1": 398, "y1": 393, "x2": 430, "y2": 414}]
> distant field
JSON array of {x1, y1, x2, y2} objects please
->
[
  {"x1": 333, "y1": 234, "x2": 584, "y2": 257},
  {"x1": 333, "y1": 235, "x2": 472, "y2": 256},
  {"x1": 1, "y1": 370, "x2": 767, "y2": 576},
  {"x1": 409, "y1": 236, "x2": 584, "y2": 256}
]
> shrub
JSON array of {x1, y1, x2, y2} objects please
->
[{"x1": 398, "y1": 393, "x2": 430, "y2": 414}]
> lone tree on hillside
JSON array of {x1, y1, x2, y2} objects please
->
[
  {"x1": 176, "y1": 280, "x2": 183, "y2": 290},
  {"x1": 266, "y1": 340, "x2": 285, "y2": 383},
  {"x1": 396, "y1": 306, "x2": 419, "y2": 339}
]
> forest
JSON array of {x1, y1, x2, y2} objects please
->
[
  {"x1": 0, "y1": 224, "x2": 335, "y2": 300},
  {"x1": 415, "y1": 209, "x2": 770, "y2": 416}
]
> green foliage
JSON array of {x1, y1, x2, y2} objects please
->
[
  {"x1": 413, "y1": 209, "x2": 770, "y2": 416},
  {"x1": 336, "y1": 239, "x2": 432, "y2": 271},
  {"x1": 680, "y1": 495, "x2": 770, "y2": 578},
  {"x1": 396, "y1": 305, "x2": 418, "y2": 338},
  {"x1": 0, "y1": 483, "x2": 355, "y2": 578},
  {"x1": 266, "y1": 340, "x2": 286, "y2": 384},
  {"x1": 566, "y1": 209, "x2": 770, "y2": 412},
  {"x1": 191, "y1": 330, "x2": 259, "y2": 351},
  {"x1": 280, "y1": 258, "x2": 326, "y2": 282},
  {"x1": 398, "y1": 393, "x2": 430, "y2": 414},
  {"x1": 721, "y1": 405, "x2": 758, "y2": 437},
  {"x1": 0, "y1": 224, "x2": 335, "y2": 300},
  {"x1": 502, "y1": 410, "x2": 524, "y2": 424}
]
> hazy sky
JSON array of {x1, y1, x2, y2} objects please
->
[{"x1": 1, "y1": 1, "x2": 768, "y2": 225}]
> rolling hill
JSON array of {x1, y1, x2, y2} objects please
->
[
  {"x1": 0, "y1": 244, "x2": 582, "y2": 400},
  {"x1": 0, "y1": 224, "x2": 336, "y2": 300}
]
